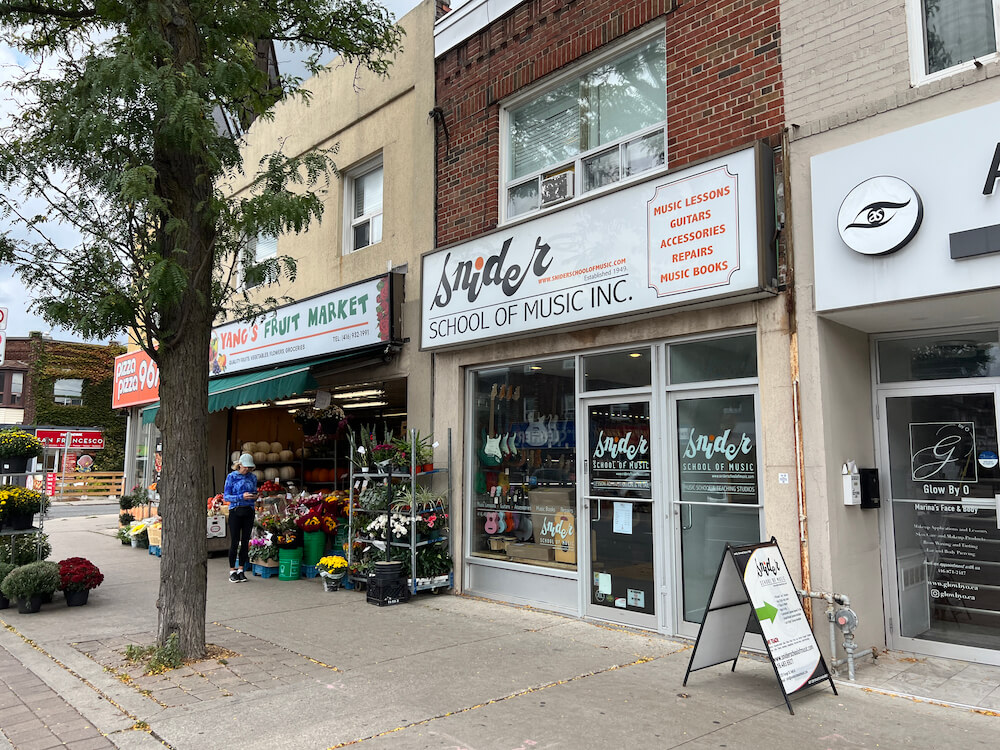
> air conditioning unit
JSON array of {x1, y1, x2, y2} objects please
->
[{"x1": 540, "y1": 170, "x2": 574, "y2": 206}]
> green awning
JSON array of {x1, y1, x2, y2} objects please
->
[{"x1": 141, "y1": 359, "x2": 333, "y2": 425}]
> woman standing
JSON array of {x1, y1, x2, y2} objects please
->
[{"x1": 224, "y1": 453, "x2": 258, "y2": 582}]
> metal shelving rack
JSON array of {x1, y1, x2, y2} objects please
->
[
  {"x1": 347, "y1": 428, "x2": 452, "y2": 594},
  {"x1": 1, "y1": 452, "x2": 51, "y2": 564}
]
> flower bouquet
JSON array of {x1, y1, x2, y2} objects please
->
[
  {"x1": 58, "y1": 557, "x2": 104, "y2": 606},
  {"x1": 271, "y1": 513, "x2": 301, "y2": 549},
  {"x1": 316, "y1": 555, "x2": 348, "y2": 591}
]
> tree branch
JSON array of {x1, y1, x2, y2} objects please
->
[{"x1": 0, "y1": 2, "x2": 96, "y2": 20}]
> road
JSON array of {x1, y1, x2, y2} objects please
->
[{"x1": 46, "y1": 502, "x2": 118, "y2": 519}]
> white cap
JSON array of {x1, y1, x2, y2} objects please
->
[{"x1": 239, "y1": 453, "x2": 256, "y2": 468}]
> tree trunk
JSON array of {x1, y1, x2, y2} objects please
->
[
  {"x1": 151, "y1": 2, "x2": 216, "y2": 659},
  {"x1": 155, "y1": 311, "x2": 211, "y2": 658}
]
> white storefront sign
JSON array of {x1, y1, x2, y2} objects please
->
[
  {"x1": 210, "y1": 275, "x2": 393, "y2": 376},
  {"x1": 421, "y1": 144, "x2": 773, "y2": 349},
  {"x1": 812, "y1": 99, "x2": 1000, "y2": 312}
]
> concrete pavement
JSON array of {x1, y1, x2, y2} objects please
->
[{"x1": 0, "y1": 510, "x2": 997, "y2": 749}]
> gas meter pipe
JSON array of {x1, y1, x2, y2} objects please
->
[{"x1": 798, "y1": 589, "x2": 877, "y2": 680}]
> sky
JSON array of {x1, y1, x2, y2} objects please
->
[{"x1": 0, "y1": 0, "x2": 424, "y2": 343}]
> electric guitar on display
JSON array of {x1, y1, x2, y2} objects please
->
[{"x1": 479, "y1": 384, "x2": 503, "y2": 466}]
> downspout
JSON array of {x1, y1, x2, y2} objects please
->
[{"x1": 781, "y1": 126, "x2": 813, "y2": 626}]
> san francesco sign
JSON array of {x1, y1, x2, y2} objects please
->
[{"x1": 35, "y1": 429, "x2": 105, "y2": 450}]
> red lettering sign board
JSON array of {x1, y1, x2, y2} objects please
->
[
  {"x1": 36, "y1": 430, "x2": 105, "y2": 450},
  {"x1": 112, "y1": 349, "x2": 161, "y2": 408}
]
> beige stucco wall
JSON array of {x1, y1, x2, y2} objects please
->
[
  {"x1": 783, "y1": 0, "x2": 1000, "y2": 652},
  {"x1": 224, "y1": 0, "x2": 437, "y2": 432},
  {"x1": 781, "y1": 0, "x2": 1000, "y2": 140}
]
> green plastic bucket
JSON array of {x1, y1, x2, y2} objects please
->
[
  {"x1": 302, "y1": 531, "x2": 326, "y2": 566},
  {"x1": 278, "y1": 547, "x2": 303, "y2": 580}
]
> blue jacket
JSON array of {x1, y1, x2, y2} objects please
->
[{"x1": 224, "y1": 470, "x2": 258, "y2": 509}]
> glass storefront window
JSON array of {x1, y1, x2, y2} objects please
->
[
  {"x1": 582, "y1": 348, "x2": 651, "y2": 391},
  {"x1": 877, "y1": 331, "x2": 1000, "y2": 382},
  {"x1": 134, "y1": 421, "x2": 161, "y2": 500},
  {"x1": 669, "y1": 334, "x2": 757, "y2": 384},
  {"x1": 470, "y1": 358, "x2": 576, "y2": 569},
  {"x1": 885, "y1": 392, "x2": 1000, "y2": 649}
]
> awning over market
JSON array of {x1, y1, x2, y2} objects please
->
[{"x1": 141, "y1": 358, "x2": 338, "y2": 425}]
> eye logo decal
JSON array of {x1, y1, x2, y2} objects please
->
[
  {"x1": 844, "y1": 199, "x2": 911, "y2": 230},
  {"x1": 837, "y1": 176, "x2": 923, "y2": 256}
]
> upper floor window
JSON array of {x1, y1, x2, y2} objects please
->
[
  {"x1": 347, "y1": 159, "x2": 383, "y2": 252},
  {"x1": 0, "y1": 371, "x2": 20, "y2": 407},
  {"x1": 54, "y1": 378, "x2": 83, "y2": 406},
  {"x1": 909, "y1": 0, "x2": 999, "y2": 80},
  {"x1": 503, "y1": 33, "x2": 666, "y2": 220},
  {"x1": 10, "y1": 372, "x2": 23, "y2": 405},
  {"x1": 244, "y1": 233, "x2": 277, "y2": 289}
]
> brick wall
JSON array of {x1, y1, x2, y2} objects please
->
[
  {"x1": 0, "y1": 337, "x2": 35, "y2": 423},
  {"x1": 435, "y1": 0, "x2": 783, "y2": 247}
]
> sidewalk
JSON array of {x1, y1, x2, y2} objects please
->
[{"x1": 0, "y1": 513, "x2": 997, "y2": 749}]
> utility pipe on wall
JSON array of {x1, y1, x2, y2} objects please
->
[{"x1": 780, "y1": 126, "x2": 814, "y2": 626}]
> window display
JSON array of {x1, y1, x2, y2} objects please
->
[{"x1": 470, "y1": 358, "x2": 577, "y2": 568}]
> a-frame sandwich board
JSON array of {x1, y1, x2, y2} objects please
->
[{"x1": 683, "y1": 537, "x2": 837, "y2": 715}]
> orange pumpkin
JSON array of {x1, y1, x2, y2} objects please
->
[{"x1": 316, "y1": 468, "x2": 330, "y2": 482}]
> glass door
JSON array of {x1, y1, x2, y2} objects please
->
[
  {"x1": 582, "y1": 399, "x2": 658, "y2": 628},
  {"x1": 879, "y1": 386, "x2": 1000, "y2": 662},
  {"x1": 670, "y1": 388, "x2": 764, "y2": 638}
]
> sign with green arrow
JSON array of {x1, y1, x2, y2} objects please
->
[
  {"x1": 755, "y1": 601, "x2": 778, "y2": 623},
  {"x1": 684, "y1": 539, "x2": 834, "y2": 715}
]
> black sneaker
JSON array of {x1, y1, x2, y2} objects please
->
[
  {"x1": 229, "y1": 571, "x2": 240, "y2": 583},
  {"x1": 237, "y1": 570, "x2": 247, "y2": 582}
]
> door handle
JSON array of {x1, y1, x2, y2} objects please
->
[{"x1": 681, "y1": 504, "x2": 693, "y2": 531}]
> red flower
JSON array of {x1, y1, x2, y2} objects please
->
[{"x1": 58, "y1": 557, "x2": 104, "y2": 592}]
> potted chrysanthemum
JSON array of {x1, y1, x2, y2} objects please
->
[
  {"x1": 0, "y1": 428, "x2": 43, "y2": 475},
  {"x1": 0, "y1": 560, "x2": 60, "y2": 613},
  {"x1": 58, "y1": 557, "x2": 104, "y2": 606},
  {"x1": 0, "y1": 561, "x2": 16, "y2": 609},
  {"x1": 0, "y1": 486, "x2": 49, "y2": 530},
  {"x1": 316, "y1": 555, "x2": 348, "y2": 591}
]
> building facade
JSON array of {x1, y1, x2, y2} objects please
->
[
  {"x1": 427, "y1": 0, "x2": 793, "y2": 638},
  {"x1": 117, "y1": 0, "x2": 440, "y2": 498},
  {"x1": 0, "y1": 336, "x2": 32, "y2": 425},
  {"x1": 784, "y1": 1, "x2": 1000, "y2": 664}
]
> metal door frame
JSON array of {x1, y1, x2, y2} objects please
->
[
  {"x1": 579, "y1": 395, "x2": 662, "y2": 630},
  {"x1": 667, "y1": 384, "x2": 766, "y2": 641},
  {"x1": 876, "y1": 382, "x2": 1000, "y2": 665}
]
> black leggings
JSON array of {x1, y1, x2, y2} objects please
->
[{"x1": 228, "y1": 505, "x2": 255, "y2": 569}]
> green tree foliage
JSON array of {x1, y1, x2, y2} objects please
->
[{"x1": 0, "y1": 1, "x2": 402, "y2": 657}]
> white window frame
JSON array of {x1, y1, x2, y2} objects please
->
[
  {"x1": 345, "y1": 156, "x2": 384, "y2": 254},
  {"x1": 243, "y1": 232, "x2": 278, "y2": 289},
  {"x1": 53, "y1": 378, "x2": 84, "y2": 406},
  {"x1": 10, "y1": 371, "x2": 23, "y2": 405},
  {"x1": 499, "y1": 24, "x2": 667, "y2": 224},
  {"x1": 906, "y1": 0, "x2": 1000, "y2": 85}
]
